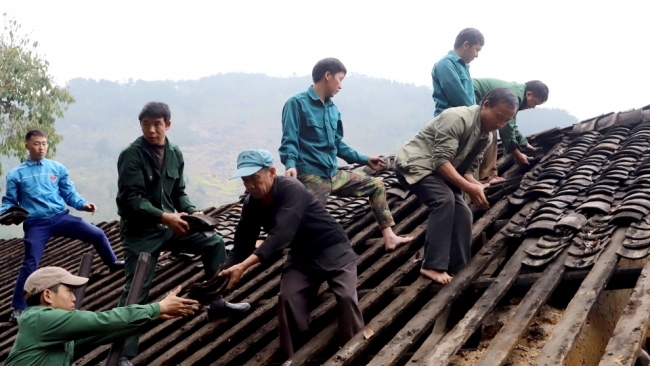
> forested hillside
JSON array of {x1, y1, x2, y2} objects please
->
[{"x1": 0, "y1": 73, "x2": 578, "y2": 238}]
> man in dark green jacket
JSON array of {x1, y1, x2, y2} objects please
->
[
  {"x1": 472, "y1": 78, "x2": 549, "y2": 183},
  {"x1": 115, "y1": 102, "x2": 250, "y2": 364},
  {"x1": 5, "y1": 266, "x2": 198, "y2": 366}
]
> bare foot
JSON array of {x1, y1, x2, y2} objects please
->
[
  {"x1": 420, "y1": 268, "x2": 453, "y2": 284},
  {"x1": 382, "y1": 228, "x2": 413, "y2": 251}
]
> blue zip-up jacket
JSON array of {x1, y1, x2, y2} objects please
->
[
  {"x1": 432, "y1": 50, "x2": 476, "y2": 117},
  {"x1": 279, "y1": 86, "x2": 369, "y2": 178},
  {"x1": 1, "y1": 158, "x2": 87, "y2": 219}
]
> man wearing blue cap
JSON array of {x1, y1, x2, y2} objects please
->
[
  {"x1": 114, "y1": 102, "x2": 250, "y2": 366},
  {"x1": 220, "y1": 149, "x2": 364, "y2": 358}
]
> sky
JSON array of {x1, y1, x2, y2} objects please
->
[{"x1": 4, "y1": 0, "x2": 650, "y2": 120}]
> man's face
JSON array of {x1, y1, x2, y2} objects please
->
[
  {"x1": 522, "y1": 91, "x2": 545, "y2": 111},
  {"x1": 44, "y1": 285, "x2": 76, "y2": 311},
  {"x1": 325, "y1": 71, "x2": 345, "y2": 98},
  {"x1": 141, "y1": 116, "x2": 171, "y2": 146},
  {"x1": 480, "y1": 101, "x2": 517, "y2": 132},
  {"x1": 241, "y1": 167, "x2": 276, "y2": 200},
  {"x1": 461, "y1": 42, "x2": 482, "y2": 64},
  {"x1": 25, "y1": 135, "x2": 48, "y2": 161}
]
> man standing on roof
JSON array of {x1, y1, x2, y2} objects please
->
[
  {"x1": 5, "y1": 266, "x2": 199, "y2": 366},
  {"x1": 1, "y1": 129, "x2": 124, "y2": 324},
  {"x1": 115, "y1": 102, "x2": 250, "y2": 366},
  {"x1": 280, "y1": 57, "x2": 412, "y2": 252},
  {"x1": 220, "y1": 149, "x2": 364, "y2": 358},
  {"x1": 432, "y1": 28, "x2": 484, "y2": 117},
  {"x1": 395, "y1": 88, "x2": 518, "y2": 284},
  {"x1": 472, "y1": 79, "x2": 549, "y2": 183}
]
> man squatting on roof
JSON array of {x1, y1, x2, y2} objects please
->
[
  {"x1": 280, "y1": 57, "x2": 412, "y2": 251},
  {"x1": 220, "y1": 149, "x2": 364, "y2": 357},
  {"x1": 395, "y1": 88, "x2": 519, "y2": 284},
  {"x1": 1, "y1": 129, "x2": 124, "y2": 324},
  {"x1": 4, "y1": 266, "x2": 198, "y2": 366}
]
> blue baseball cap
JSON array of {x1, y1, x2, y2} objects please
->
[{"x1": 230, "y1": 149, "x2": 274, "y2": 179}]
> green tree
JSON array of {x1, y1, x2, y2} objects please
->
[{"x1": 0, "y1": 13, "x2": 74, "y2": 176}]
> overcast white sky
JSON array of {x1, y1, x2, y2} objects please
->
[{"x1": 4, "y1": 0, "x2": 650, "y2": 120}]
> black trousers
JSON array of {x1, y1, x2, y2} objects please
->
[
  {"x1": 408, "y1": 173, "x2": 472, "y2": 274},
  {"x1": 277, "y1": 261, "x2": 364, "y2": 358}
]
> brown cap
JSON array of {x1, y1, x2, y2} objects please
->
[{"x1": 23, "y1": 267, "x2": 88, "y2": 300}]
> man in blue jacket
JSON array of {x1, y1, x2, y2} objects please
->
[
  {"x1": 1, "y1": 130, "x2": 123, "y2": 323},
  {"x1": 432, "y1": 28, "x2": 485, "y2": 116}
]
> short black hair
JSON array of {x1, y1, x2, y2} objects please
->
[
  {"x1": 138, "y1": 102, "x2": 171, "y2": 122},
  {"x1": 25, "y1": 129, "x2": 47, "y2": 143},
  {"x1": 312, "y1": 58, "x2": 347, "y2": 83},
  {"x1": 25, "y1": 284, "x2": 60, "y2": 307},
  {"x1": 454, "y1": 28, "x2": 485, "y2": 49},
  {"x1": 481, "y1": 88, "x2": 519, "y2": 110},
  {"x1": 525, "y1": 80, "x2": 549, "y2": 102}
]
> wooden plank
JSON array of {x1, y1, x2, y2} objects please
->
[
  {"x1": 599, "y1": 258, "x2": 650, "y2": 366},
  {"x1": 534, "y1": 227, "x2": 627, "y2": 366},
  {"x1": 415, "y1": 236, "x2": 539, "y2": 365},
  {"x1": 476, "y1": 248, "x2": 570, "y2": 366},
  {"x1": 407, "y1": 308, "x2": 451, "y2": 364},
  {"x1": 217, "y1": 207, "x2": 429, "y2": 366},
  {"x1": 324, "y1": 200, "x2": 539, "y2": 366},
  {"x1": 471, "y1": 197, "x2": 510, "y2": 246},
  {"x1": 363, "y1": 201, "x2": 538, "y2": 366}
]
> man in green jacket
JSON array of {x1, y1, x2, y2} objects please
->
[
  {"x1": 395, "y1": 88, "x2": 518, "y2": 284},
  {"x1": 280, "y1": 58, "x2": 412, "y2": 251},
  {"x1": 472, "y1": 78, "x2": 549, "y2": 183},
  {"x1": 115, "y1": 102, "x2": 250, "y2": 365},
  {"x1": 5, "y1": 266, "x2": 199, "y2": 366}
]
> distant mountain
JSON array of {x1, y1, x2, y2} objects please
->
[{"x1": 0, "y1": 73, "x2": 578, "y2": 238}]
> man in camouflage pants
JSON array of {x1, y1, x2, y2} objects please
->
[{"x1": 280, "y1": 58, "x2": 411, "y2": 251}]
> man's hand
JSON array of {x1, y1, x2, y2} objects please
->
[
  {"x1": 367, "y1": 156, "x2": 387, "y2": 171},
  {"x1": 192, "y1": 211, "x2": 204, "y2": 216},
  {"x1": 161, "y1": 212, "x2": 190, "y2": 237},
  {"x1": 284, "y1": 168, "x2": 297, "y2": 178},
  {"x1": 83, "y1": 203, "x2": 97, "y2": 214},
  {"x1": 511, "y1": 149, "x2": 531, "y2": 166},
  {"x1": 219, "y1": 264, "x2": 246, "y2": 291},
  {"x1": 158, "y1": 286, "x2": 200, "y2": 320},
  {"x1": 522, "y1": 143, "x2": 537, "y2": 152},
  {"x1": 464, "y1": 183, "x2": 489, "y2": 210}
]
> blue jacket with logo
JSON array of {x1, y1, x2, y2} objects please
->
[{"x1": 1, "y1": 159, "x2": 87, "y2": 219}]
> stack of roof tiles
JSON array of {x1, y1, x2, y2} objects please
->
[{"x1": 0, "y1": 104, "x2": 649, "y2": 365}]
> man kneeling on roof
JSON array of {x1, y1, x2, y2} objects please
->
[
  {"x1": 220, "y1": 149, "x2": 364, "y2": 357},
  {"x1": 5, "y1": 266, "x2": 199, "y2": 366},
  {"x1": 395, "y1": 88, "x2": 518, "y2": 284}
]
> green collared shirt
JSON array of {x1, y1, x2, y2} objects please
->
[
  {"x1": 395, "y1": 105, "x2": 492, "y2": 185},
  {"x1": 432, "y1": 51, "x2": 476, "y2": 117},
  {"x1": 116, "y1": 136, "x2": 196, "y2": 235},
  {"x1": 472, "y1": 78, "x2": 528, "y2": 153},
  {"x1": 279, "y1": 86, "x2": 369, "y2": 178},
  {"x1": 5, "y1": 304, "x2": 159, "y2": 366}
]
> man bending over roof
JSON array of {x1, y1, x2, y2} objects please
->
[
  {"x1": 473, "y1": 78, "x2": 549, "y2": 183},
  {"x1": 220, "y1": 149, "x2": 364, "y2": 358},
  {"x1": 395, "y1": 88, "x2": 518, "y2": 284},
  {"x1": 115, "y1": 102, "x2": 250, "y2": 366},
  {"x1": 5, "y1": 266, "x2": 198, "y2": 366},
  {"x1": 1, "y1": 129, "x2": 124, "y2": 324},
  {"x1": 280, "y1": 57, "x2": 412, "y2": 251}
]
